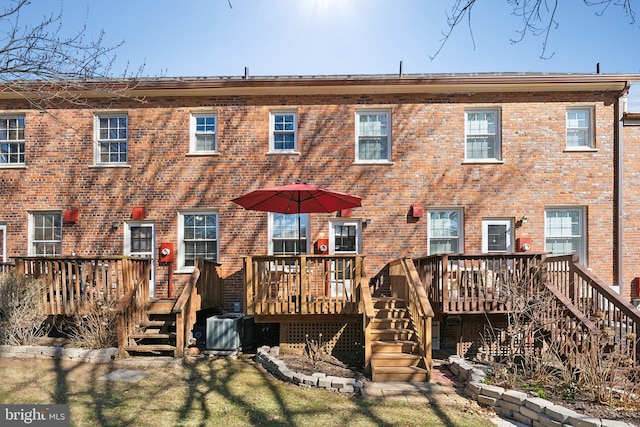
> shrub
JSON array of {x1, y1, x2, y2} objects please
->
[
  {"x1": 0, "y1": 274, "x2": 49, "y2": 345},
  {"x1": 65, "y1": 299, "x2": 118, "y2": 349}
]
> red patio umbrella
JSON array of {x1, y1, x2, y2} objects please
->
[{"x1": 231, "y1": 181, "x2": 362, "y2": 254}]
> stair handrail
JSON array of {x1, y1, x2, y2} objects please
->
[
  {"x1": 115, "y1": 262, "x2": 152, "y2": 358},
  {"x1": 389, "y1": 257, "x2": 434, "y2": 379},
  {"x1": 172, "y1": 263, "x2": 202, "y2": 358},
  {"x1": 545, "y1": 255, "x2": 640, "y2": 365},
  {"x1": 357, "y1": 275, "x2": 375, "y2": 374}
]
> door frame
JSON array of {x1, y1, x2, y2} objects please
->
[
  {"x1": 482, "y1": 218, "x2": 514, "y2": 253},
  {"x1": 124, "y1": 221, "x2": 156, "y2": 296}
]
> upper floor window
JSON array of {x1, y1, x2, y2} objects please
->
[
  {"x1": 270, "y1": 213, "x2": 308, "y2": 255},
  {"x1": 95, "y1": 114, "x2": 128, "y2": 165},
  {"x1": 178, "y1": 211, "x2": 218, "y2": 270},
  {"x1": 0, "y1": 116, "x2": 25, "y2": 165},
  {"x1": 270, "y1": 111, "x2": 297, "y2": 152},
  {"x1": 190, "y1": 113, "x2": 218, "y2": 153},
  {"x1": 29, "y1": 212, "x2": 62, "y2": 256},
  {"x1": 356, "y1": 110, "x2": 391, "y2": 162},
  {"x1": 545, "y1": 207, "x2": 585, "y2": 263},
  {"x1": 465, "y1": 109, "x2": 501, "y2": 161},
  {"x1": 566, "y1": 108, "x2": 594, "y2": 149},
  {"x1": 428, "y1": 209, "x2": 463, "y2": 255}
]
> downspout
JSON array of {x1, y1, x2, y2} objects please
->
[{"x1": 616, "y1": 82, "x2": 631, "y2": 296}]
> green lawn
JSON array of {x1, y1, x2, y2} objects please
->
[{"x1": 0, "y1": 356, "x2": 495, "y2": 427}]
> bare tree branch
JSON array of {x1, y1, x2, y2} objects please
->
[
  {"x1": 0, "y1": 0, "x2": 146, "y2": 110},
  {"x1": 431, "y1": 0, "x2": 638, "y2": 61}
]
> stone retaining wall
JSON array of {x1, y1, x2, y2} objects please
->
[
  {"x1": 255, "y1": 346, "x2": 364, "y2": 394},
  {"x1": 0, "y1": 345, "x2": 118, "y2": 363},
  {"x1": 448, "y1": 355, "x2": 636, "y2": 427}
]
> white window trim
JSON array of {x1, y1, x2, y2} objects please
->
[
  {"x1": 124, "y1": 221, "x2": 155, "y2": 296},
  {"x1": 93, "y1": 113, "x2": 129, "y2": 166},
  {"x1": 355, "y1": 109, "x2": 392, "y2": 164},
  {"x1": 269, "y1": 110, "x2": 298, "y2": 153},
  {"x1": 481, "y1": 218, "x2": 514, "y2": 253},
  {"x1": 464, "y1": 108, "x2": 502, "y2": 162},
  {"x1": 28, "y1": 211, "x2": 62, "y2": 257},
  {"x1": 189, "y1": 112, "x2": 218, "y2": 154},
  {"x1": 0, "y1": 223, "x2": 6, "y2": 263},
  {"x1": 0, "y1": 115, "x2": 26, "y2": 167},
  {"x1": 565, "y1": 107, "x2": 595, "y2": 150},
  {"x1": 427, "y1": 208, "x2": 464, "y2": 255},
  {"x1": 177, "y1": 210, "x2": 219, "y2": 273},
  {"x1": 268, "y1": 213, "x2": 310, "y2": 255},
  {"x1": 544, "y1": 206, "x2": 586, "y2": 264},
  {"x1": 329, "y1": 219, "x2": 362, "y2": 254}
]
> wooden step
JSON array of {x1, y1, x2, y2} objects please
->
[
  {"x1": 128, "y1": 332, "x2": 175, "y2": 340},
  {"x1": 124, "y1": 344, "x2": 176, "y2": 353},
  {"x1": 139, "y1": 320, "x2": 170, "y2": 328},
  {"x1": 146, "y1": 299, "x2": 177, "y2": 315},
  {"x1": 374, "y1": 308, "x2": 409, "y2": 320},
  {"x1": 370, "y1": 328, "x2": 413, "y2": 341},
  {"x1": 372, "y1": 352, "x2": 425, "y2": 367},
  {"x1": 372, "y1": 366, "x2": 429, "y2": 382},
  {"x1": 371, "y1": 318, "x2": 410, "y2": 329},
  {"x1": 373, "y1": 297, "x2": 406, "y2": 310},
  {"x1": 371, "y1": 340, "x2": 418, "y2": 353}
]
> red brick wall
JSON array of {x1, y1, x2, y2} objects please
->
[{"x1": 0, "y1": 90, "x2": 624, "y2": 307}]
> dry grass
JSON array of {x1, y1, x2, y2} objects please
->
[{"x1": 0, "y1": 355, "x2": 495, "y2": 427}]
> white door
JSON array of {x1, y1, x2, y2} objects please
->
[
  {"x1": 328, "y1": 220, "x2": 361, "y2": 298},
  {"x1": 482, "y1": 219, "x2": 513, "y2": 253},
  {"x1": 124, "y1": 222, "x2": 156, "y2": 296}
]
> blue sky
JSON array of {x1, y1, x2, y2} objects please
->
[{"x1": 23, "y1": 0, "x2": 640, "y2": 78}]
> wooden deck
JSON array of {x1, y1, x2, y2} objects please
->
[
  {"x1": 413, "y1": 253, "x2": 546, "y2": 314},
  {"x1": 244, "y1": 255, "x2": 365, "y2": 321}
]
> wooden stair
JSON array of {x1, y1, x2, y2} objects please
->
[
  {"x1": 370, "y1": 297, "x2": 429, "y2": 382},
  {"x1": 124, "y1": 298, "x2": 178, "y2": 356}
]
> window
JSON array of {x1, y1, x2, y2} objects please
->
[
  {"x1": 428, "y1": 209, "x2": 463, "y2": 255},
  {"x1": 482, "y1": 219, "x2": 513, "y2": 253},
  {"x1": 190, "y1": 113, "x2": 217, "y2": 153},
  {"x1": 330, "y1": 220, "x2": 361, "y2": 254},
  {"x1": 179, "y1": 212, "x2": 218, "y2": 269},
  {"x1": 566, "y1": 108, "x2": 594, "y2": 149},
  {"x1": 270, "y1": 111, "x2": 297, "y2": 152},
  {"x1": 0, "y1": 116, "x2": 25, "y2": 165},
  {"x1": 465, "y1": 109, "x2": 500, "y2": 161},
  {"x1": 270, "y1": 213, "x2": 308, "y2": 255},
  {"x1": 545, "y1": 208, "x2": 585, "y2": 262},
  {"x1": 95, "y1": 114, "x2": 128, "y2": 165},
  {"x1": 29, "y1": 212, "x2": 62, "y2": 256},
  {"x1": 356, "y1": 110, "x2": 391, "y2": 162}
]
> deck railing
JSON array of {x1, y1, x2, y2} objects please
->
[
  {"x1": 244, "y1": 255, "x2": 365, "y2": 317},
  {"x1": 174, "y1": 259, "x2": 223, "y2": 357},
  {"x1": 115, "y1": 263, "x2": 152, "y2": 357},
  {"x1": 545, "y1": 255, "x2": 640, "y2": 365},
  {"x1": 12, "y1": 256, "x2": 151, "y2": 315},
  {"x1": 413, "y1": 253, "x2": 546, "y2": 314},
  {"x1": 358, "y1": 274, "x2": 375, "y2": 374},
  {"x1": 389, "y1": 257, "x2": 434, "y2": 379},
  {"x1": 1, "y1": 262, "x2": 15, "y2": 275}
]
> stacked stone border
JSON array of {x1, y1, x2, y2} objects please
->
[
  {"x1": 0, "y1": 344, "x2": 119, "y2": 363},
  {"x1": 255, "y1": 346, "x2": 364, "y2": 394},
  {"x1": 449, "y1": 355, "x2": 637, "y2": 427}
]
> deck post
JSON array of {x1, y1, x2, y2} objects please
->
[{"x1": 244, "y1": 257, "x2": 254, "y2": 315}]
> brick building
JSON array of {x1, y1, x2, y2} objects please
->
[{"x1": 2, "y1": 72, "x2": 640, "y2": 310}]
